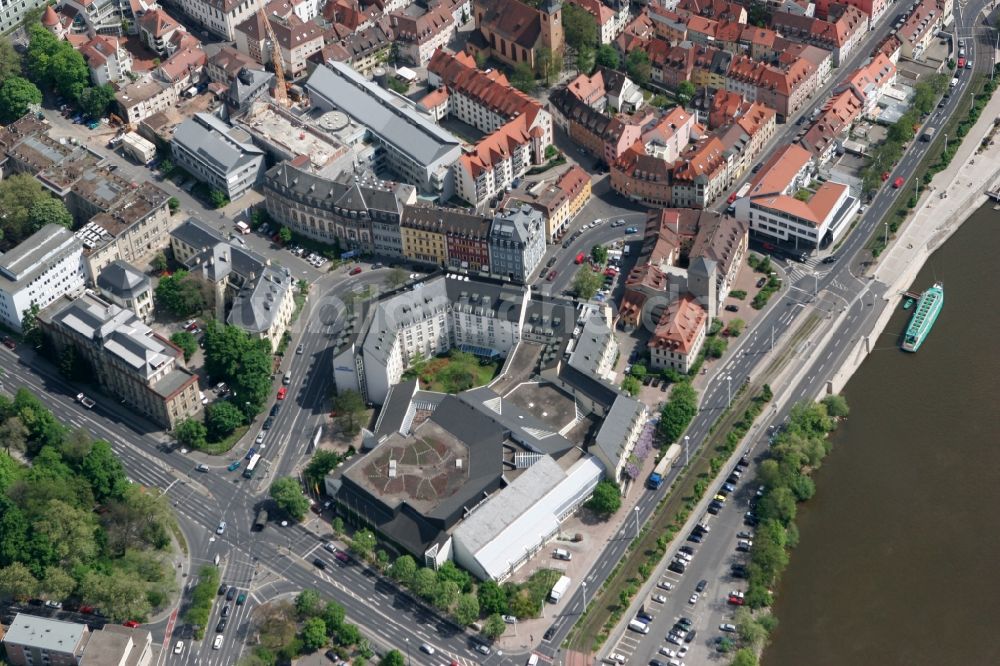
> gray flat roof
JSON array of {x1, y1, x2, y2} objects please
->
[
  {"x1": 227, "y1": 265, "x2": 293, "y2": 334},
  {"x1": 173, "y1": 113, "x2": 263, "y2": 175},
  {"x1": 0, "y1": 224, "x2": 82, "y2": 288},
  {"x1": 305, "y1": 62, "x2": 461, "y2": 169},
  {"x1": 3, "y1": 613, "x2": 87, "y2": 655},
  {"x1": 594, "y1": 394, "x2": 645, "y2": 466},
  {"x1": 568, "y1": 314, "x2": 614, "y2": 377}
]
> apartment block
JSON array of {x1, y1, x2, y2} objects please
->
[
  {"x1": 172, "y1": 113, "x2": 266, "y2": 200},
  {"x1": 174, "y1": 0, "x2": 265, "y2": 40},
  {"x1": 2, "y1": 614, "x2": 90, "y2": 666},
  {"x1": 488, "y1": 205, "x2": 546, "y2": 283},
  {"x1": 0, "y1": 225, "x2": 86, "y2": 333},
  {"x1": 39, "y1": 292, "x2": 201, "y2": 429}
]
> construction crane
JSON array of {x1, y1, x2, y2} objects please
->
[{"x1": 258, "y1": 8, "x2": 289, "y2": 108}]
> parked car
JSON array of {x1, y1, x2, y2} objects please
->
[
  {"x1": 725, "y1": 304, "x2": 739, "y2": 312},
  {"x1": 349, "y1": 266, "x2": 363, "y2": 276},
  {"x1": 277, "y1": 387, "x2": 287, "y2": 400}
]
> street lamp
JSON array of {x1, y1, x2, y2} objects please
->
[
  {"x1": 684, "y1": 435, "x2": 690, "y2": 467},
  {"x1": 884, "y1": 222, "x2": 889, "y2": 248},
  {"x1": 405, "y1": 638, "x2": 410, "y2": 666},
  {"x1": 726, "y1": 375, "x2": 733, "y2": 405},
  {"x1": 581, "y1": 581, "x2": 588, "y2": 612},
  {"x1": 633, "y1": 506, "x2": 640, "y2": 539}
]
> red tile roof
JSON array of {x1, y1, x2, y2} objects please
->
[{"x1": 651, "y1": 295, "x2": 706, "y2": 354}]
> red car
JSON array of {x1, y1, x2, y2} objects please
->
[
  {"x1": 728, "y1": 595, "x2": 745, "y2": 606},
  {"x1": 277, "y1": 387, "x2": 287, "y2": 400},
  {"x1": 727, "y1": 192, "x2": 738, "y2": 204},
  {"x1": 547, "y1": 270, "x2": 557, "y2": 281},
  {"x1": 881, "y1": 171, "x2": 890, "y2": 182},
  {"x1": 604, "y1": 267, "x2": 618, "y2": 277},
  {"x1": 334, "y1": 550, "x2": 350, "y2": 563},
  {"x1": 123, "y1": 620, "x2": 140, "y2": 628},
  {"x1": 893, "y1": 176, "x2": 904, "y2": 189},
  {"x1": 574, "y1": 252, "x2": 586, "y2": 264},
  {"x1": 2, "y1": 337, "x2": 14, "y2": 350},
  {"x1": 958, "y1": 57, "x2": 966, "y2": 68},
  {"x1": 349, "y1": 266, "x2": 362, "y2": 276},
  {"x1": 79, "y1": 605, "x2": 94, "y2": 614}
]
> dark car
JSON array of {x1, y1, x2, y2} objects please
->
[
  {"x1": 679, "y1": 545, "x2": 695, "y2": 555},
  {"x1": 221, "y1": 605, "x2": 231, "y2": 617},
  {"x1": 547, "y1": 256, "x2": 557, "y2": 267},
  {"x1": 216, "y1": 619, "x2": 227, "y2": 633},
  {"x1": 727, "y1": 474, "x2": 740, "y2": 485},
  {"x1": 744, "y1": 512, "x2": 759, "y2": 526},
  {"x1": 668, "y1": 560, "x2": 686, "y2": 574},
  {"x1": 270, "y1": 404, "x2": 281, "y2": 417},
  {"x1": 724, "y1": 304, "x2": 739, "y2": 312},
  {"x1": 543, "y1": 627, "x2": 556, "y2": 641},
  {"x1": 695, "y1": 579, "x2": 708, "y2": 593},
  {"x1": 637, "y1": 610, "x2": 654, "y2": 623},
  {"x1": 313, "y1": 558, "x2": 327, "y2": 570},
  {"x1": 685, "y1": 629, "x2": 697, "y2": 643},
  {"x1": 731, "y1": 565, "x2": 748, "y2": 579},
  {"x1": 687, "y1": 532, "x2": 703, "y2": 544},
  {"x1": 262, "y1": 416, "x2": 274, "y2": 430},
  {"x1": 756, "y1": 277, "x2": 767, "y2": 288},
  {"x1": 218, "y1": 584, "x2": 228, "y2": 596},
  {"x1": 752, "y1": 163, "x2": 763, "y2": 173},
  {"x1": 738, "y1": 455, "x2": 750, "y2": 467},
  {"x1": 822, "y1": 255, "x2": 837, "y2": 264},
  {"x1": 226, "y1": 587, "x2": 237, "y2": 601},
  {"x1": 707, "y1": 501, "x2": 722, "y2": 515}
]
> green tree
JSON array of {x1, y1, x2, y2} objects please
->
[
  {"x1": 174, "y1": 418, "x2": 207, "y2": 449},
  {"x1": 562, "y1": 3, "x2": 598, "y2": 50},
  {"x1": 728, "y1": 318, "x2": 745, "y2": 337},
  {"x1": 295, "y1": 589, "x2": 323, "y2": 618},
  {"x1": 735, "y1": 607, "x2": 770, "y2": 650},
  {"x1": 201, "y1": 322, "x2": 272, "y2": 416},
  {"x1": 454, "y1": 592, "x2": 480, "y2": 626},
  {"x1": 586, "y1": 479, "x2": 622, "y2": 515},
  {"x1": 385, "y1": 267, "x2": 408, "y2": 289},
  {"x1": 621, "y1": 375, "x2": 640, "y2": 396},
  {"x1": 438, "y1": 561, "x2": 471, "y2": 592},
  {"x1": 350, "y1": 528, "x2": 376, "y2": 560},
  {"x1": 629, "y1": 363, "x2": 647, "y2": 380},
  {"x1": 167, "y1": 197, "x2": 180, "y2": 213},
  {"x1": 677, "y1": 81, "x2": 696, "y2": 105},
  {"x1": 704, "y1": 336, "x2": 727, "y2": 358},
  {"x1": 49, "y1": 48, "x2": 90, "y2": 102},
  {"x1": 576, "y1": 44, "x2": 595, "y2": 74},
  {"x1": 390, "y1": 554, "x2": 418, "y2": 584},
  {"x1": 205, "y1": 401, "x2": 244, "y2": 442},
  {"x1": 334, "y1": 390, "x2": 366, "y2": 435},
  {"x1": 757, "y1": 486, "x2": 797, "y2": 526},
  {"x1": 322, "y1": 601, "x2": 345, "y2": 633},
  {"x1": 279, "y1": 226, "x2": 292, "y2": 244},
  {"x1": 40, "y1": 566, "x2": 76, "y2": 601},
  {"x1": 20, "y1": 303, "x2": 42, "y2": 348},
  {"x1": 625, "y1": 49, "x2": 651, "y2": 86},
  {"x1": 535, "y1": 47, "x2": 562, "y2": 86},
  {"x1": 380, "y1": 650, "x2": 406, "y2": 666},
  {"x1": 477, "y1": 579, "x2": 508, "y2": 616},
  {"x1": 155, "y1": 270, "x2": 210, "y2": 318},
  {"x1": 434, "y1": 580, "x2": 460, "y2": 610},
  {"x1": 0, "y1": 76, "x2": 42, "y2": 123},
  {"x1": 731, "y1": 648, "x2": 759, "y2": 666},
  {"x1": 590, "y1": 244, "x2": 608, "y2": 265},
  {"x1": 152, "y1": 252, "x2": 169, "y2": 274},
  {"x1": 821, "y1": 394, "x2": 850, "y2": 417},
  {"x1": 572, "y1": 267, "x2": 604, "y2": 299},
  {"x1": 0, "y1": 416, "x2": 29, "y2": 455},
  {"x1": 411, "y1": 567, "x2": 438, "y2": 599},
  {"x1": 595, "y1": 44, "x2": 620, "y2": 70},
  {"x1": 333, "y1": 622, "x2": 361, "y2": 647},
  {"x1": 510, "y1": 62, "x2": 536, "y2": 94},
  {"x1": 269, "y1": 477, "x2": 310, "y2": 521},
  {"x1": 303, "y1": 450, "x2": 341, "y2": 489},
  {"x1": 657, "y1": 382, "x2": 698, "y2": 443},
  {"x1": 79, "y1": 569, "x2": 152, "y2": 621},
  {"x1": 482, "y1": 613, "x2": 506, "y2": 639},
  {"x1": 209, "y1": 189, "x2": 229, "y2": 209},
  {"x1": 0, "y1": 173, "x2": 51, "y2": 244},
  {"x1": 0, "y1": 36, "x2": 21, "y2": 81},
  {"x1": 81, "y1": 440, "x2": 129, "y2": 503},
  {"x1": 78, "y1": 85, "x2": 115, "y2": 119},
  {"x1": 0, "y1": 562, "x2": 38, "y2": 600},
  {"x1": 170, "y1": 331, "x2": 198, "y2": 362}
]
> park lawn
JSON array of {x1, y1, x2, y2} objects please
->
[{"x1": 405, "y1": 354, "x2": 499, "y2": 393}]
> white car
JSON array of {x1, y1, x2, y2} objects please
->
[
  {"x1": 729, "y1": 590, "x2": 745, "y2": 599},
  {"x1": 212, "y1": 635, "x2": 224, "y2": 650},
  {"x1": 216, "y1": 521, "x2": 226, "y2": 535},
  {"x1": 502, "y1": 615, "x2": 518, "y2": 624},
  {"x1": 659, "y1": 647, "x2": 678, "y2": 658},
  {"x1": 173, "y1": 641, "x2": 184, "y2": 655},
  {"x1": 604, "y1": 654, "x2": 626, "y2": 664},
  {"x1": 720, "y1": 623, "x2": 738, "y2": 633},
  {"x1": 688, "y1": 592, "x2": 700, "y2": 605},
  {"x1": 652, "y1": 594, "x2": 667, "y2": 604},
  {"x1": 658, "y1": 581, "x2": 674, "y2": 591},
  {"x1": 419, "y1": 643, "x2": 435, "y2": 655}
]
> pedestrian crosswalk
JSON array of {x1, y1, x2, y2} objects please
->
[{"x1": 784, "y1": 255, "x2": 822, "y2": 284}]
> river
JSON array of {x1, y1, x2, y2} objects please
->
[{"x1": 763, "y1": 202, "x2": 1000, "y2": 666}]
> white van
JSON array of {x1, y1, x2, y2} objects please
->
[
  {"x1": 553, "y1": 548, "x2": 572, "y2": 561},
  {"x1": 628, "y1": 619, "x2": 650, "y2": 634},
  {"x1": 951, "y1": 77, "x2": 959, "y2": 87},
  {"x1": 526, "y1": 655, "x2": 539, "y2": 666}
]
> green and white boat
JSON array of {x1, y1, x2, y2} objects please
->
[{"x1": 901, "y1": 283, "x2": 943, "y2": 352}]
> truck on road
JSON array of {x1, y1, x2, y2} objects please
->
[
  {"x1": 921, "y1": 127, "x2": 936, "y2": 142},
  {"x1": 548, "y1": 575, "x2": 571, "y2": 603},
  {"x1": 120, "y1": 132, "x2": 156, "y2": 164},
  {"x1": 75, "y1": 393, "x2": 95, "y2": 409},
  {"x1": 646, "y1": 443, "x2": 682, "y2": 489}
]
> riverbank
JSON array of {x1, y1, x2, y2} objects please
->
[{"x1": 821, "y1": 77, "x2": 1000, "y2": 398}]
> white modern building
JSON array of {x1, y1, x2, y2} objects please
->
[
  {"x1": 733, "y1": 144, "x2": 859, "y2": 249},
  {"x1": 305, "y1": 62, "x2": 462, "y2": 200},
  {"x1": 358, "y1": 275, "x2": 528, "y2": 404},
  {"x1": 0, "y1": 225, "x2": 86, "y2": 333},
  {"x1": 172, "y1": 113, "x2": 266, "y2": 200},
  {"x1": 174, "y1": 0, "x2": 264, "y2": 40}
]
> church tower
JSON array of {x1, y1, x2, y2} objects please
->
[{"x1": 539, "y1": 0, "x2": 564, "y2": 55}]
